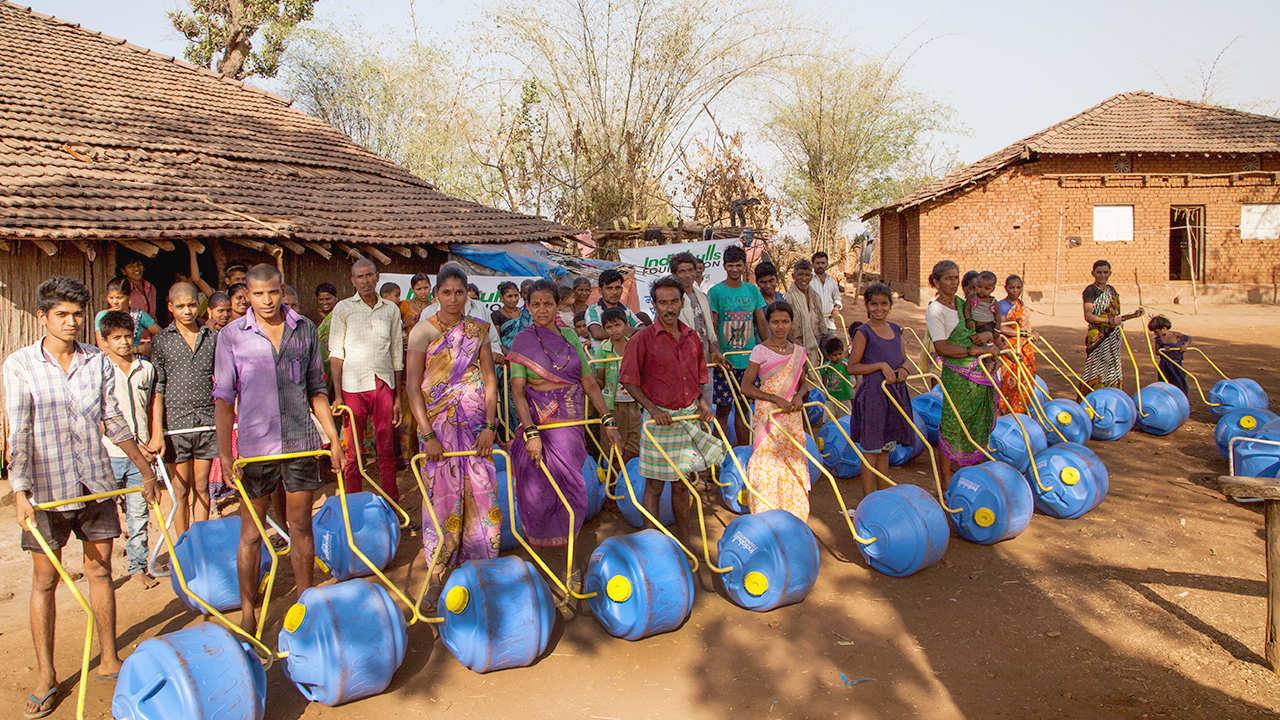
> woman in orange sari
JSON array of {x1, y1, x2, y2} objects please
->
[
  {"x1": 997, "y1": 275, "x2": 1037, "y2": 414},
  {"x1": 740, "y1": 301, "x2": 811, "y2": 520}
]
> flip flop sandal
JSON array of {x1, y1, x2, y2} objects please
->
[
  {"x1": 95, "y1": 671, "x2": 119, "y2": 681},
  {"x1": 23, "y1": 685, "x2": 62, "y2": 719}
]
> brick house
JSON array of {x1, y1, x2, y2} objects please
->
[
  {"x1": 0, "y1": 2, "x2": 581, "y2": 458},
  {"x1": 863, "y1": 91, "x2": 1280, "y2": 307}
]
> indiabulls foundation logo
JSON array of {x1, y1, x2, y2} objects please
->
[{"x1": 639, "y1": 246, "x2": 725, "y2": 275}]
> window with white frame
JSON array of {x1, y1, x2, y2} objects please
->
[
  {"x1": 1241, "y1": 204, "x2": 1280, "y2": 240},
  {"x1": 1093, "y1": 205, "x2": 1134, "y2": 242}
]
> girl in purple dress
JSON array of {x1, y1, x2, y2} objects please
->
[{"x1": 846, "y1": 283, "x2": 914, "y2": 498}]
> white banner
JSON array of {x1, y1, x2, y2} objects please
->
[
  {"x1": 378, "y1": 273, "x2": 542, "y2": 316},
  {"x1": 616, "y1": 237, "x2": 742, "y2": 316}
]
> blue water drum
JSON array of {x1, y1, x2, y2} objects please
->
[
  {"x1": 1028, "y1": 441, "x2": 1109, "y2": 519},
  {"x1": 616, "y1": 457, "x2": 676, "y2": 527},
  {"x1": 805, "y1": 434, "x2": 823, "y2": 486},
  {"x1": 492, "y1": 467, "x2": 523, "y2": 552},
  {"x1": 1032, "y1": 375, "x2": 1051, "y2": 405},
  {"x1": 817, "y1": 418, "x2": 862, "y2": 478},
  {"x1": 1215, "y1": 407, "x2": 1279, "y2": 459},
  {"x1": 806, "y1": 389, "x2": 827, "y2": 427},
  {"x1": 1132, "y1": 383, "x2": 1188, "y2": 436},
  {"x1": 582, "y1": 456, "x2": 606, "y2": 520},
  {"x1": 944, "y1": 461, "x2": 1034, "y2": 545},
  {"x1": 911, "y1": 389, "x2": 943, "y2": 446},
  {"x1": 313, "y1": 493, "x2": 400, "y2": 582},
  {"x1": 585, "y1": 530, "x2": 694, "y2": 640},
  {"x1": 278, "y1": 580, "x2": 408, "y2": 706},
  {"x1": 888, "y1": 410, "x2": 927, "y2": 466},
  {"x1": 853, "y1": 484, "x2": 949, "y2": 578},
  {"x1": 1208, "y1": 378, "x2": 1271, "y2": 418},
  {"x1": 1038, "y1": 399, "x2": 1092, "y2": 445},
  {"x1": 717, "y1": 445, "x2": 754, "y2": 514},
  {"x1": 718, "y1": 510, "x2": 820, "y2": 611},
  {"x1": 1085, "y1": 387, "x2": 1137, "y2": 441},
  {"x1": 438, "y1": 556, "x2": 557, "y2": 673},
  {"x1": 169, "y1": 516, "x2": 268, "y2": 613},
  {"x1": 986, "y1": 413, "x2": 1048, "y2": 474},
  {"x1": 112, "y1": 623, "x2": 266, "y2": 720}
]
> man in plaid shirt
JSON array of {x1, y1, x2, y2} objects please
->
[{"x1": 4, "y1": 277, "x2": 157, "y2": 718}]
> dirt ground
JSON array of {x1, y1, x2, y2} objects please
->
[{"x1": 2, "y1": 297, "x2": 1280, "y2": 720}]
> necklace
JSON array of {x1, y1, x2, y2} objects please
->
[
  {"x1": 434, "y1": 313, "x2": 464, "y2": 338},
  {"x1": 534, "y1": 325, "x2": 573, "y2": 371}
]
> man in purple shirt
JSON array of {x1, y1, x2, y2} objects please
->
[{"x1": 213, "y1": 264, "x2": 341, "y2": 634}]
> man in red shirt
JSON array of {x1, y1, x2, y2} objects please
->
[{"x1": 620, "y1": 276, "x2": 727, "y2": 547}]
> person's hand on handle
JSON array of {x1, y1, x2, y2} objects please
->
[
  {"x1": 476, "y1": 427, "x2": 495, "y2": 458},
  {"x1": 881, "y1": 362, "x2": 896, "y2": 383},
  {"x1": 698, "y1": 399, "x2": 715, "y2": 424},
  {"x1": 652, "y1": 408, "x2": 673, "y2": 426},
  {"x1": 423, "y1": 436, "x2": 445, "y2": 463},
  {"x1": 220, "y1": 452, "x2": 239, "y2": 487},
  {"x1": 526, "y1": 436, "x2": 544, "y2": 465},
  {"x1": 14, "y1": 491, "x2": 34, "y2": 533},
  {"x1": 894, "y1": 366, "x2": 910, "y2": 384},
  {"x1": 604, "y1": 427, "x2": 622, "y2": 451},
  {"x1": 329, "y1": 446, "x2": 343, "y2": 477},
  {"x1": 142, "y1": 475, "x2": 159, "y2": 505}
]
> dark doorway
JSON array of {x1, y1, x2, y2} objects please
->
[
  {"x1": 1169, "y1": 206, "x2": 1205, "y2": 282},
  {"x1": 114, "y1": 242, "x2": 218, "y2": 326}
]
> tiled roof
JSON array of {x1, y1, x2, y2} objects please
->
[
  {"x1": 0, "y1": 2, "x2": 580, "y2": 247},
  {"x1": 865, "y1": 91, "x2": 1280, "y2": 217}
]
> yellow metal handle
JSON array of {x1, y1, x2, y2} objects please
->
[
  {"x1": 332, "y1": 404, "x2": 412, "y2": 528},
  {"x1": 1159, "y1": 348, "x2": 1219, "y2": 407},
  {"x1": 974, "y1": 352, "x2": 1054, "y2": 494},
  {"x1": 776, "y1": 403, "x2": 879, "y2": 545},
  {"x1": 640, "y1": 415, "x2": 735, "y2": 574},
  {"x1": 609, "y1": 444, "x2": 701, "y2": 571},
  {"x1": 1185, "y1": 346, "x2": 1230, "y2": 380},
  {"x1": 1030, "y1": 337, "x2": 1099, "y2": 418},
  {"x1": 877, "y1": 379, "x2": 964, "y2": 513}
]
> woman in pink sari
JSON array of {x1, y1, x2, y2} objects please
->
[
  {"x1": 406, "y1": 267, "x2": 500, "y2": 600},
  {"x1": 740, "y1": 301, "x2": 812, "y2": 520}
]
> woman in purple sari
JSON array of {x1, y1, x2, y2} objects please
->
[
  {"x1": 509, "y1": 279, "x2": 620, "y2": 549},
  {"x1": 406, "y1": 266, "x2": 500, "y2": 599}
]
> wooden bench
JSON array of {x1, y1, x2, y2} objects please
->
[{"x1": 1219, "y1": 475, "x2": 1280, "y2": 672}]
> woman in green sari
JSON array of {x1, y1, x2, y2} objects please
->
[{"x1": 923, "y1": 260, "x2": 999, "y2": 484}]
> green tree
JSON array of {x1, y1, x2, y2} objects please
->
[
  {"x1": 483, "y1": 0, "x2": 808, "y2": 229},
  {"x1": 766, "y1": 50, "x2": 959, "y2": 257},
  {"x1": 282, "y1": 25, "x2": 488, "y2": 201},
  {"x1": 170, "y1": 0, "x2": 317, "y2": 79}
]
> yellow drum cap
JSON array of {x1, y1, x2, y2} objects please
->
[
  {"x1": 1061, "y1": 467, "x2": 1081, "y2": 485},
  {"x1": 738, "y1": 489, "x2": 748, "y2": 506},
  {"x1": 744, "y1": 571, "x2": 769, "y2": 597},
  {"x1": 974, "y1": 507, "x2": 996, "y2": 528},
  {"x1": 606, "y1": 575, "x2": 632, "y2": 603},
  {"x1": 445, "y1": 585, "x2": 470, "y2": 614},
  {"x1": 597, "y1": 468, "x2": 607, "y2": 482},
  {"x1": 283, "y1": 603, "x2": 307, "y2": 633},
  {"x1": 1056, "y1": 411, "x2": 1073, "y2": 425},
  {"x1": 816, "y1": 437, "x2": 825, "y2": 451},
  {"x1": 1241, "y1": 415, "x2": 1258, "y2": 430}
]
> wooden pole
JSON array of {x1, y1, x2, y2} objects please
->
[
  {"x1": 1268, "y1": 499, "x2": 1280, "y2": 671},
  {"x1": 1134, "y1": 268, "x2": 1144, "y2": 310},
  {"x1": 1188, "y1": 210, "x2": 1201, "y2": 315},
  {"x1": 1052, "y1": 207, "x2": 1064, "y2": 316}
]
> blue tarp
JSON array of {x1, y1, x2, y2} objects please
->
[{"x1": 450, "y1": 243, "x2": 567, "y2": 278}]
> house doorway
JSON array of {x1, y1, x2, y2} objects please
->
[
  {"x1": 114, "y1": 243, "x2": 218, "y2": 326},
  {"x1": 1169, "y1": 206, "x2": 1205, "y2": 282}
]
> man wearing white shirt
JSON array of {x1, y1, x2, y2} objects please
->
[
  {"x1": 812, "y1": 251, "x2": 843, "y2": 332},
  {"x1": 329, "y1": 259, "x2": 404, "y2": 501}
]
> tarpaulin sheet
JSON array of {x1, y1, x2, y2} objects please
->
[{"x1": 450, "y1": 242, "x2": 568, "y2": 278}]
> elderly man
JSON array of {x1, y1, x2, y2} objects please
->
[
  {"x1": 811, "y1": 251, "x2": 843, "y2": 332},
  {"x1": 620, "y1": 275, "x2": 727, "y2": 547},
  {"x1": 784, "y1": 258, "x2": 826, "y2": 364},
  {"x1": 328, "y1": 259, "x2": 404, "y2": 501}
]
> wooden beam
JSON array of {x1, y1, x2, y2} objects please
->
[
  {"x1": 117, "y1": 239, "x2": 160, "y2": 258},
  {"x1": 414, "y1": 246, "x2": 430, "y2": 259},
  {"x1": 225, "y1": 237, "x2": 270, "y2": 254},
  {"x1": 71, "y1": 240, "x2": 97, "y2": 261},
  {"x1": 31, "y1": 239, "x2": 59, "y2": 256},
  {"x1": 277, "y1": 239, "x2": 307, "y2": 256},
  {"x1": 182, "y1": 238, "x2": 206, "y2": 255},
  {"x1": 151, "y1": 240, "x2": 176, "y2": 252},
  {"x1": 300, "y1": 241, "x2": 332, "y2": 260},
  {"x1": 360, "y1": 244, "x2": 393, "y2": 266},
  {"x1": 337, "y1": 243, "x2": 364, "y2": 260},
  {"x1": 0, "y1": 239, "x2": 13, "y2": 252},
  {"x1": 386, "y1": 245, "x2": 413, "y2": 258}
]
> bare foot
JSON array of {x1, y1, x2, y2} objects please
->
[{"x1": 132, "y1": 573, "x2": 159, "y2": 589}]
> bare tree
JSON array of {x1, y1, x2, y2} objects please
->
[
  {"x1": 765, "y1": 48, "x2": 958, "y2": 257},
  {"x1": 481, "y1": 0, "x2": 809, "y2": 228},
  {"x1": 170, "y1": 0, "x2": 317, "y2": 79},
  {"x1": 677, "y1": 123, "x2": 776, "y2": 228}
]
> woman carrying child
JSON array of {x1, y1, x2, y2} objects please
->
[
  {"x1": 846, "y1": 284, "x2": 914, "y2": 498},
  {"x1": 997, "y1": 275, "x2": 1037, "y2": 413},
  {"x1": 740, "y1": 301, "x2": 812, "y2": 520}
]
